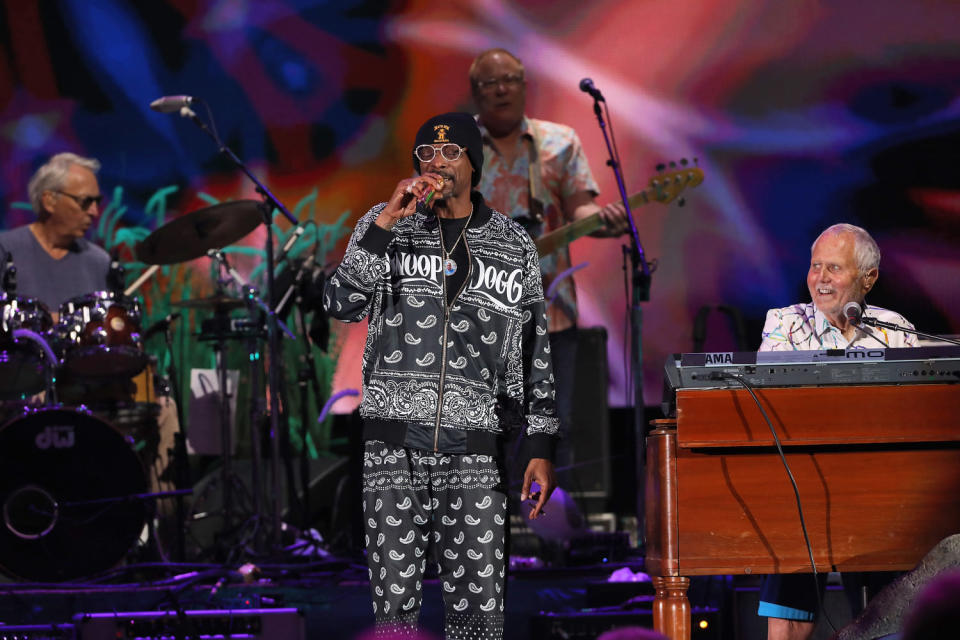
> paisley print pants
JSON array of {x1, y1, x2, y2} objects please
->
[{"x1": 362, "y1": 440, "x2": 508, "y2": 639}]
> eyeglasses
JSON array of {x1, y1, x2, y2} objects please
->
[
  {"x1": 415, "y1": 144, "x2": 464, "y2": 163},
  {"x1": 55, "y1": 190, "x2": 103, "y2": 211},
  {"x1": 474, "y1": 73, "x2": 524, "y2": 93}
]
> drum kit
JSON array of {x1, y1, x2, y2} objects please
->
[{"x1": 0, "y1": 199, "x2": 304, "y2": 581}]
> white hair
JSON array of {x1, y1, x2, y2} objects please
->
[
  {"x1": 27, "y1": 152, "x2": 101, "y2": 217},
  {"x1": 812, "y1": 223, "x2": 881, "y2": 274}
]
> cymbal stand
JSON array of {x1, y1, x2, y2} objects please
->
[
  {"x1": 179, "y1": 102, "x2": 306, "y2": 550},
  {"x1": 207, "y1": 249, "x2": 297, "y2": 550},
  {"x1": 292, "y1": 269, "x2": 326, "y2": 532},
  {"x1": 211, "y1": 259, "x2": 236, "y2": 537},
  {"x1": 242, "y1": 286, "x2": 266, "y2": 546}
]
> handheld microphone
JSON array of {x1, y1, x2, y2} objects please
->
[
  {"x1": 142, "y1": 312, "x2": 182, "y2": 341},
  {"x1": 150, "y1": 95, "x2": 196, "y2": 113},
  {"x1": 843, "y1": 301, "x2": 863, "y2": 326},
  {"x1": 419, "y1": 188, "x2": 440, "y2": 209},
  {"x1": 579, "y1": 78, "x2": 605, "y2": 102}
]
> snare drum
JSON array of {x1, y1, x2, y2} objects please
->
[
  {"x1": 0, "y1": 292, "x2": 53, "y2": 399},
  {"x1": 57, "y1": 291, "x2": 148, "y2": 378}
]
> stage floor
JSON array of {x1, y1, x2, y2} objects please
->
[{"x1": 0, "y1": 556, "x2": 720, "y2": 639}]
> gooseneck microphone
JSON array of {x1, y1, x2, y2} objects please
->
[
  {"x1": 843, "y1": 301, "x2": 863, "y2": 325},
  {"x1": 150, "y1": 95, "x2": 197, "y2": 113},
  {"x1": 579, "y1": 78, "x2": 605, "y2": 102}
]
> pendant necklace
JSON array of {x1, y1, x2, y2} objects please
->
[{"x1": 439, "y1": 203, "x2": 474, "y2": 276}]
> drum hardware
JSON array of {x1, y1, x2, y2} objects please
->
[
  {"x1": 172, "y1": 294, "x2": 247, "y2": 311},
  {"x1": 283, "y1": 257, "x2": 330, "y2": 532},
  {"x1": 180, "y1": 251, "x2": 279, "y2": 558},
  {"x1": 150, "y1": 98, "x2": 309, "y2": 552},
  {"x1": 156, "y1": 312, "x2": 191, "y2": 563},
  {"x1": 206, "y1": 249, "x2": 296, "y2": 341}
]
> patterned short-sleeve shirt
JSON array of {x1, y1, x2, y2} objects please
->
[
  {"x1": 475, "y1": 116, "x2": 599, "y2": 333},
  {"x1": 759, "y1": 302, "x2": 918, "y2": 351}
]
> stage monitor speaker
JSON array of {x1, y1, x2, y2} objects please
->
[
  {"x1": 567, "y1": 326, "x2": 612, "y2": 509},
  {"x1": 73, "y1": 608, "x2": 304, "y2": 640}
]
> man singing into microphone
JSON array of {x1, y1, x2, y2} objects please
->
[
  {"x1": 758, "y1": 222, "x2": 916, "y2": 640},
  {"x1": 469, "y1": 47, "x2": 629, "y2": 478},
  {"x1": 760, "y1": 223, "x2": 917, "y2": 351},
  {"x1": 324, "y1": 112, "x2": 558, "y2": 638}
]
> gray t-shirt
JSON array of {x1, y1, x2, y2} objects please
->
[{"x1": 0, "y1": 225, "x2": 111, "y2": 312}]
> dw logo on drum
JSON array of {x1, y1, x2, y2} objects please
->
[{"x1": 34, "y1": 425, "x2": 75, "y2": 450}]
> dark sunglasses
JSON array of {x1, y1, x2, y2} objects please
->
[{"x1": 55, "y1": 190, "x2": 103, "y2": 211}]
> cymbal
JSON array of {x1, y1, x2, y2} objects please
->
[
  {"x1": 171, "y1": 295, "x2": 246, "y2": 310},
  {"x1": 135, "y1": 200, "x2": 263, "y2": 265}
]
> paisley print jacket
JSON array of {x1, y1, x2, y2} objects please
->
[{"x1": 324, "y1": 192, "x2": 558, "y2": 459}]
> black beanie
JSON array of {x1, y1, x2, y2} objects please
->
[{"x1": 412, "y1": 112, "x2": 483, "y2": 186}]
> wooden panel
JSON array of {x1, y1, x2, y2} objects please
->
[
  {"x1": 676, "y1": 384, "x2": 960, "y2": 448},
  {"x1": 673, "y1": 447, "x2": 960, "y2": 575}
]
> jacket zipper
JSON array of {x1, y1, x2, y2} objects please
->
[{"x1": 433, "y1": 220, "x2": 474, "y2": 452}]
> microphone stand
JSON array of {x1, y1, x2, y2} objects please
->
[
  {"x1": 860, "y1": 317, "x2": 960, "y2": 346},
  {"x1": 177, "y1": 104, "x2": 300, "y2": 550},
  {"x1": 293, "y1": 270, "x2": 327, "y2": 532},
  {"x1": 164, "y1": 323, "x2": 190, "y2": 562},
  {"x1": 585, "y1": 88, "x2": 652, "y2": 546}
]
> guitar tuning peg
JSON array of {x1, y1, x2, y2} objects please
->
[
  {"x1": 693, "y1": 157, "x2": 699, "y2": 166},
  {"x1": 669, "y1": 161, "x2": 677, "y2": 169},
  {"x1": 656, "y1": 162, "x2": 666, "y2": 172},
  {"x1": 677, "y1": 197, "x2": 686, "y2": 207},
  {"x1": 680, "y1": 158, "x2": 688, "y2": 166}
]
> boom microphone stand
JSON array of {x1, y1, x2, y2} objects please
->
[
  {"x1": 171, "y1": 100, "x2": 304, "y2": 550},
  {"x1": 580, "y1": 78, "x2": 652, "y2": 545}
]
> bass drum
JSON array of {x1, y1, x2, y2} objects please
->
[{"x1": 0, "y1": 408, "x2": 148, "y2": 581}]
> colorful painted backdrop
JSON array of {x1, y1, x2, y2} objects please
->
[{"x1": 2, "y1": 0, "x2": 959, "y2": 414}]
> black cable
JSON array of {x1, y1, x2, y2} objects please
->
[
  {"x1": 713, "y1": 371, "x2": 838, "y2": 634},
  {"x1": 200, "y1": 99, "x2": 222, "y2": 148},
  {"x1": 604, "y1": 101, "x2": 624, "y2": 172}
]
